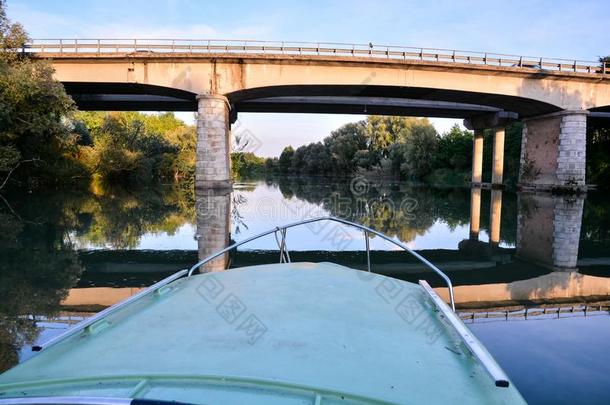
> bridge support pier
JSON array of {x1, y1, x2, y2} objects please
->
[
  {"x1": 519, "y1": 110, "x2": 588, "y2": 191},
  {"x1": 491, "y1": 127, "x2": 505, "y2": 186},
  {"x1": 471, "y1": 129, "x2": 484, "y2": 184},
  {"x1": 465, "y1": 111, "x2": 516, "y2": 188},
  {"x1": 195, "y1": 93, "x2": 232, "y2": 189}
]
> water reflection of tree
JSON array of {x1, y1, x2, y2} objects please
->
[
  {"x1": 579, "y1": 192, "x2": 610, "y2": 256},
  {"x1": 0, "y1": 205, "x2": 83, "y2": 372},
  {"x1": 231, "y1": 193, "x2": 248, "y2": 235},
  {"x1": 74, "y1": 184, "x2": 195, "y2": 249},
  {"x1": 276, "y1": 178, "x2": 475, "y2": 243}
]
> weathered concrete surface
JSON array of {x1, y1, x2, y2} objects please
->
[
  {"x1": 519, "y1": 110, "x2": 588, "y2": 190},
  {"x1": 196, "y1": 94, "x2": 232, "y2": 189},
  {"x1": 45, "y1": 53, "x2": 610, "y2": 115}
]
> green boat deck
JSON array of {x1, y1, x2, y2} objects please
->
[{"x1": 0, "y1": 263, "x2": 525, "y2": 404}]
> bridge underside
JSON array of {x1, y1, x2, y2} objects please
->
[
  {"x1": 64, "y1": 82, "x2": 198, "y2": 111},
  {"x1": 64, "y1": 82, "x2": 565, "y2": 119}
]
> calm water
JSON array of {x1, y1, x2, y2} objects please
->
[{"x1": 1, "y1": 178, "x2": 609, "y2": 404}]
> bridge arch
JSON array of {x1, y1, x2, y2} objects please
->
[
  {"x1": 63, "y1": 82, "x2": 197, "y2": 111},
  {"x1": 226, "y1": 84, "x2": 562, "y2": 118}
]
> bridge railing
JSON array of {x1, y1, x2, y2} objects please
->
[{"x1": 23, "y1": 39, "x2": 608, "y2": 75}]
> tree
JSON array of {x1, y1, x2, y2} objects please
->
[
  {"x1": 78, "y1": 112, "x2": 177, "y2": 183},
  {"x1": 279, "y1": 146, "x2": 294, "y2": 173},
  {"x1": 0, "y1": 1, "x2": 80, "y2": 189},
  {"x1": 231, "y1": 152, "x2": 265, "y2": 178},
  {"x1": 434, "y1": 124, "x2": 473, "y2": 171},
  {"x1": 303, "y1": 142, "x2": 332, "y2": 174},
  {"x1": 291, "y1": 145, "x2": 307, "y2": 173},
  {"x1": 599, "y1": 56, "x2": 610, "y2": 73},
  {"x1": 399, "y1": 122, "x2": 438, "y2": 178},
  {"x1": 324, "y1": 121, "x2": 367, "y2": 173}
]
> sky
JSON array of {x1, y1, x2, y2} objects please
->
[{"x1": 7, "y1": 0, "x2": 609, "y2": 156}]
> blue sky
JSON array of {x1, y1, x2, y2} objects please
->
[{"x1": 7, "y1": 0, "x2": 609, "y2": 156}]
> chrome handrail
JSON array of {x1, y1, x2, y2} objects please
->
[
  {"x1": 20, "y1": 38, "x2": 607, "y2": 75},
  {"x1": 419, "y1": 280, "x2": 510, "y2": 388},
  {"x1": 0, "y1": 398, "x2": 133, "y2": 405},
  {"x1": 188, "y1": 216, "x2": 456, "y2": 310},
  {"x1": 31, "y1": 269, "x2": 189, "y2": 352}
]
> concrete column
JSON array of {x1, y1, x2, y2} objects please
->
[
  {"x1": 471, "y1": 129, "x2": 484, "y2": 184},
  {"x1": 516, "y1": 193, "x2": 584, "y2": 270},
  {"x1": 491, "y1": 127, "x2": 505, "y2": 186},
  {"x1": 195, "y1": 188, "x2": 231, "y2": 272},
  {"x1": 489, "y1": 189, "x2": 502, "y2": 247},
  {"x1": 196, "y1": 93, "x2": 232, "y2": 189},
  {"x1": 469, "y1": 187, "x2": 482, "y2": 240},
  {"x1": 519, "y1": 110, "x2": 588, "y2": 191}
]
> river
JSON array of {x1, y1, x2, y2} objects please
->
[{"x1": 1, "y1": 178, "x2": 609, "y2": 404}]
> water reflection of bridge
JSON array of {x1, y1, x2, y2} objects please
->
[
  {"x1": 467, "y1": 188, "x2": 586, "y2": 271},
  {"x1": 64, "y1": 188, "x2": 609, "y2": 311},
  {"x1": 194, "y1": 186, "x2": 591, "y2": 272},
  {"x1": 61, "y1": 270, "x2": 610, "y2": 311}
]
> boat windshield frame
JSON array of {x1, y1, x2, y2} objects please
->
[{"x1": 188, "y1": 216, "x2": 456, "y2": 310}]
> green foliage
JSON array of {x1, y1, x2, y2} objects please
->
[
  {"x1": 163, "y1": 125, "x2": 196, "y2": 181},
  {"x1": 271, "y1": 116, "x2": 443, "y2": 180},
  {"x1": 265, "y1": 157, "x2": 279, "y2": 172},
  {"x1": 0, "y1": 143, "x2": 18, "y2": 171},
  {"x1": 0, "y1": 1, "x2": 28, "y2": 61},
  {"x1": 231, "y1": 152, "x2": 266, "y2": 178},
  {"x1": 0, "y1": 2, "x2": 83, "y2": 189},
  {"x1": 397, "y1": 121, "x2": 438, "y2": 178},
  {"x1": 434, "y1": 124, "x2": 473, "y2": 170},
  {"x1": 78, "y1": 112, "x2": 179, "y2": 183},
  {"x1": 279, "y1": 146, "x2": 294, "y2": 173},
  {"x1": 325, "y1": 121, "x2": 367, "y2": 172}
]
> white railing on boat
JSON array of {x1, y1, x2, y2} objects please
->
[
  {"x1": 419, "y1": 280, "x2": 510, "y2": 388},
  {"x1": 31, "y1": 270, "x2": 188, "y2": 352},
  {"x1": 0, "y1": 398, "x2": 133, "y2": 405},
  {"x1": 187, "y1": 216, "x2": 456, "y2": 309}
]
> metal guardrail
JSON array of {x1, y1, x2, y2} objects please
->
[
  {"x1": 22, "y1": 38, "x2": 609, "y2": 75},
  {"x1": 187, "y1": 216, "x2": 456, "y2": 310},
  {"x1": 460, "y1": 303, "x2": 610, "y2": 323}
]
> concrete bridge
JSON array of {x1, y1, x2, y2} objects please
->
[{"x1": 26, "y1": 39, "x2": 610, "y2": 190}]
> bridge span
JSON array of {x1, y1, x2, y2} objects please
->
[{"x1": 25, "y1": 39, "x2": 610, "y2": 190}]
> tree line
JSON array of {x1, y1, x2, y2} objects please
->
[{"x1": 260, "y1": 117, "x2": 523, "y2": 186}]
